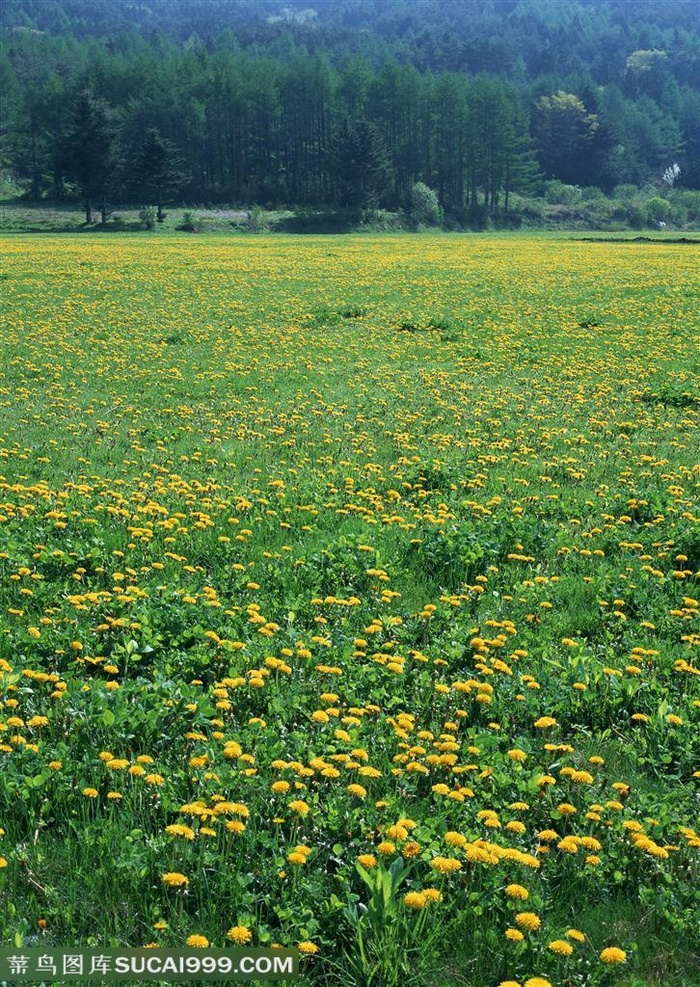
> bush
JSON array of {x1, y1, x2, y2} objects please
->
[
  {"x1": 176, "y1": 210, "x2": 198, "y2": 232},
  {"x1": 545, "y1": 181, "x2": 581, "y2": 205},
  {"x1": 580, "y1": 186, "x2": 607, "y2": 202},
  {"x1": 245, "y1": 205, "x2": 267, "y2": 232},
  {"x1": 645, "y1": 196, "x2": 671, "y2": 224},
  {"x1": 408, "y1": 182, "x2": 442, "y2": 227},
  {"x1": 138, "y1": 205, "x2": 157, "y2": 230},
  {"x1": 673, "y1": 189, "x2": 700, "y2": 222},
  {"x1": 612, "y1": 183, "x2": 639, "y2": 201}
]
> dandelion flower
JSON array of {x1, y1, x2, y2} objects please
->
[
  {"x1": 227, "y1": 926, "x2": 252, "y2": 945},
  {"x1": 444, "y1": 831, "x2": 467, "y2": 848},
  {"x1": 288, "y1": 799, "x2": 310, "y2": 816},
  {"x1": 404, "y1": 891, "x2": 427, "y2": 910},
  {"x1": 515, "y1": 912, "x2": 541, "y2": 931},
  {"x1": 429, "y1": 856, "x2": 461, "y2": 874},
  {"x1": 186, "y1": 935, "x2": 209, "y2": 948},
  {"x1": 505, "y1": 884, "x2": 529, "y2": 900},
  {"x1": 600, "y1": 947, "x2": 627, "y2": 964},
  {"x1": 297, "y1": 941, "x2": 319, "y2": 955},
  {"x1": 357, "y1": 854, "x2": 377, "y2": 869},
  {"x1": 161, "y1": 872, "x2": 189, "y2": 889},
  {"x1": 548, "y1": 940, "x2": 574, "y2": 956}
]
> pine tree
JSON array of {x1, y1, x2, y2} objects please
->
[
  {"x1": 63, "y1": 89, "x2": 118, "y2": 224},
  {"x1": 327, "y1": 118, "x2": 393, "y2": 211},
  {"x1": 134, "y1": 128, "x2": 185, "y2": 222}
]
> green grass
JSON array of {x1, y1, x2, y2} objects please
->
[{"x1": 0, "y1": 233, "x2": 698, "y2": 987}]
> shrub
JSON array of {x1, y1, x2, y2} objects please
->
[
  {"x1": 612, "y1": 183, "x2": 639, "y2": 200},
  {"x1": 245, "y1": 205, "x2": 267, "y2": 232},
  {"x1": 645, "y1": 196, "x2": 671, "y2": 224},
  {"x1": 408, "y1": 182, "x2": 442, "y2": 227},
  {"x1": 545, "y1": 181, "x2": 581, "y2": 205},
  {"x1": 138, "y1": 205, "x2": 157, "y2": 230},
  {"x1": 176, "y1": 210, "x2": 198, "y2": 232}
]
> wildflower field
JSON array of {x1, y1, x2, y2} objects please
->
[{"x1": 0, "y1": 233, "x2": 699, "y2": 987}]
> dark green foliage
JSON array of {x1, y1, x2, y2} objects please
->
[
  {"x1": 62, "y1": 88, "x2": 118, "y2": 223},
  {"x1": 1, "y1": 0, "x2": 699, "y2": 214},
  {"x1": 328, "y1": 117, "x2": 393, "y2": 209},
  {"x1": 133, "y1": 128, "x2": 184, "y2": 222}
]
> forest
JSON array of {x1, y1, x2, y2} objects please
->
[{"x1": 1, "y1": 0, "x2": 699, "y2": 224}]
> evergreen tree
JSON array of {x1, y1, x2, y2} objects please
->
[
  {"x1": 63, "y1": 88, "x2": 118, "y2": 223},
  {"x1": 327, "y1": 118, "x2": 393, "y2": 210},
  {"x1": 133, "y1": 127, "x2": 184, "y2": 221}
]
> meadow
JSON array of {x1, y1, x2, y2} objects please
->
[{"x1": 0, "y1": 233, "x2": 698, "y2": 987}]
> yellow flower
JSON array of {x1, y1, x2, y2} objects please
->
[
  {"x1": 347, "y1": 784, "x2": 367, "y2": 798},
  {"x1": 444, "y1": 831, "x2": 467, "y2": 848},
  {"x1": 533, "y1": 716, "x2": 557, "y2": 729},
  {"x1": 600, "y1": 947, "x2": 627, "y2": 964},
  {"x1": 165, "y1": 824, "x2": 195, "y2": 840},
  {"x1": 82, "y1": 787, "x2": 98, "y2": 798},
  {"x1": 505, "y1": 884, "x2": 529, "y2": 900},
  {"x1": 515, "y1": 912, "x2": 541, "y2": 931},
  {"x1": 548, "y1": 939, "x2": 574, "y2": 956},
  {"x1": 498, "y1": 981, "x2": 522, "y2": 987},
  {"x1": 403, "y1": 891, "x2": 427, "y2": 910},
  {"x1": 288, "y1": 799, "x2": 310, "y2": 816},
  {"x1": 402, "y1": 841, "x2": 422, "y2": 858},
  {"x1": 524, "y1": 979, "x2": 552, "y2": 987},
  {"x1": 505, "y1": 928, "x2": 524, "y2": 941},
  {"x1": 357, "y1": 854, "x2": 377, "y2": 869},
  {"x1": 227, "y1": 926, "x2": 252, "y2": 945},
  {"x1": 297, "y1": 941, "x2": 319, "y2": 955},
  {"x1": 429, "y1": 856, "x2": 461, "y2": 874},
  {"x1": 186, "y1": 935, "x2": 209, "y2": 948},
  {"x1": 161, "y1": 872, "x2": 189, "y2": 888},
  {"x1": 566, "y1": 929, "x2": 586, "y2": 942},
  {"x1": 377, "y1": 841, "x2": 396, "y2": 856}
]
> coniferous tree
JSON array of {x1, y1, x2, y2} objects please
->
[
  {"x1": 133, "y1": 127, "x2": 185, "y2": 221},
  {"x1": 328, "y1": 118, "x2": 393, "y2": 210},
  {"x1": 63, "y1": 88, "x2": 118, "y2": 223}
]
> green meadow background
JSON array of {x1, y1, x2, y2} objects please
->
[{"x1": 0, "y1": 233, "x2": 698, "y2": 987}]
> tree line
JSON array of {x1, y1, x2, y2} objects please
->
[{"x1": 1, "y1": 3, "x2": 698, "y2": 220}]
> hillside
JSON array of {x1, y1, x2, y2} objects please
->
[{"x1": 1, "y1": 0, "x2": 698, "y2": 220}]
